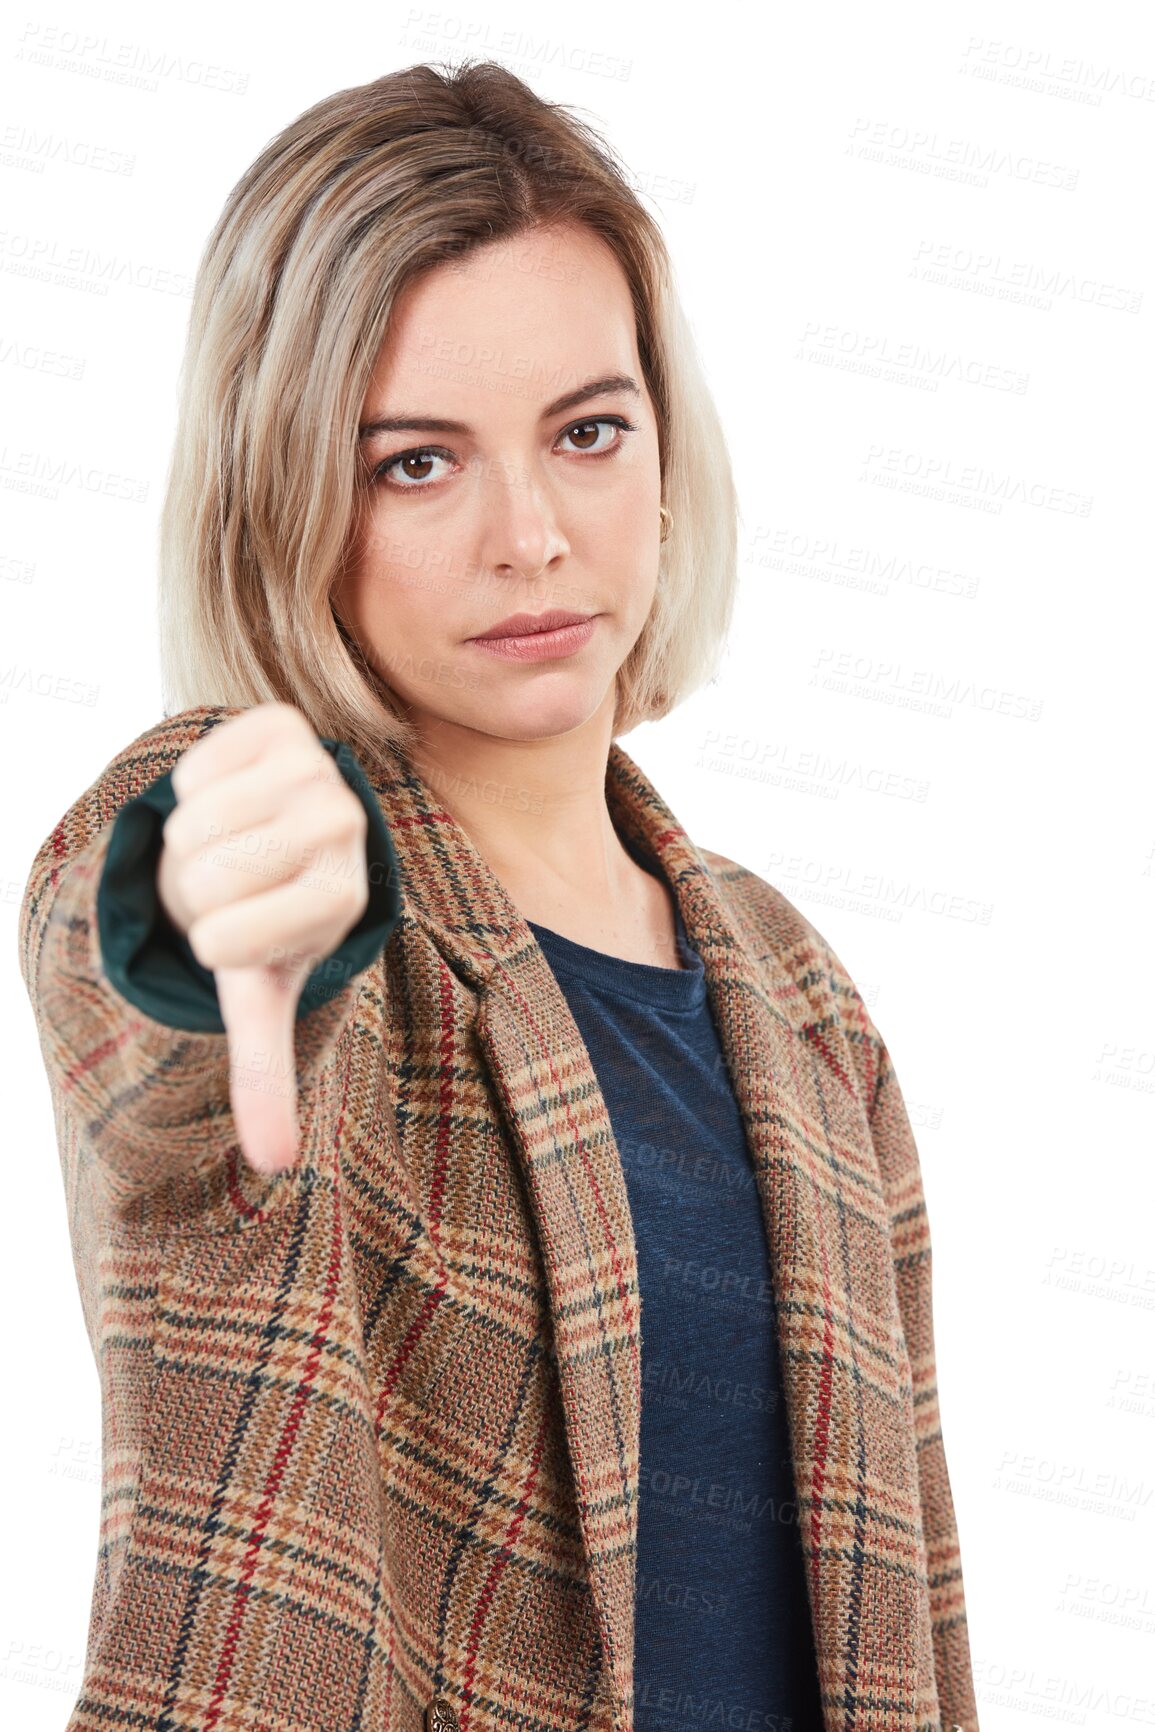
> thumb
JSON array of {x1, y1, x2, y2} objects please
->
[{"x1": 215, "y1": 962, "x2": 308, "y2": 1176}]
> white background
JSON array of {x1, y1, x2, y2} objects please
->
[{"x1": 3, "y1": 2, "x2": 1153, "y2": 1726}]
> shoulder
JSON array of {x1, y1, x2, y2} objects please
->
[
  {"x1": 18, "y1": 704, "x2": 245, "y2": 986},
  {"x1": 29, "y1": 705, "x2": 242, "y2": 872},
  {"x1": 698, "y1": 842, "x2": 843, "y2": 977},
  {"x1": 697, "y1": 842, "x2": 877, "y2": 1053},
  {"x1": 97, "y1": 704, "x2": 243, "y2": 804}
]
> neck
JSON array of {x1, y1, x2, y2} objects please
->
[{"x1": 404, "y1": 703, "x2": 639, "y2": 912}]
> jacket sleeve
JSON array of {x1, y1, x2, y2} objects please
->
[
  {"x1": 18, "y1": 704, "x2": 402, "y2": 1237},
  {"x1": 836, "y1": 969, "x2": 981, "y2": 1731}
]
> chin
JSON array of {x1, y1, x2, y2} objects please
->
[{"x1": 458, "y1": 682, "x2": 611, "y2": 744}]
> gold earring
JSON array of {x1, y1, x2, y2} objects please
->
[{"x1": 658, "y1": 503, "x2": 672, "y2": 543}]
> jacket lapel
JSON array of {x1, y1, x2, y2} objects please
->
[{"x1": 360, "y1": 739, "x2": 922, "y2": 1730}]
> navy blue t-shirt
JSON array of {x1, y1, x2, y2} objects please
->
[{"x1": 527, "y1": 840, "x2": 825, "y2": 1732}]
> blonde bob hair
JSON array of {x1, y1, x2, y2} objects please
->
[{"x1": 158, "y1": 58, "x2": 739, "y2": 768}]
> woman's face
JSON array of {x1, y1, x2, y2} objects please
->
[{"x1": 332, "y1": 221, "x2": 663, "y2": 748}]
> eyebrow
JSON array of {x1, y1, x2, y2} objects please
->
[{"x1": 357, "y1": 372, "x2": 641, "y2": 442}]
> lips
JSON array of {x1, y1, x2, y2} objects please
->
[{"x1": 468, "y1": 609, "x2": 594, "y2": 642}]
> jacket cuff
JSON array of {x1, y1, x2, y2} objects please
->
[{"x1": 96, "y1": 736, "x2": 402, "y2": 1035}]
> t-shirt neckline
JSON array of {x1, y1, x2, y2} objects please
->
[{"x1": 526, "y1": 828, "x2": 706, "y2": 1011}]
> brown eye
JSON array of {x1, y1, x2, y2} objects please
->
[
  {"x1": 558, "y1": 416, "x2": 636, "y2": 456},
  {"x1": 372, "y1": 447, "x2": 456, "y2": 489},
  {"x1": 397, "y1": 454, "x2": 436, "y2": 481},
  {"x1": 567, "y1": 421, "x2": 603, "y2": 450}
]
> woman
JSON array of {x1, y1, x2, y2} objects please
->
[{"x1": 19, "y1": 60, "x2": 980, "y2": 1732}]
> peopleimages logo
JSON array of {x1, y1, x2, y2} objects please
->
[{"x1": 14, "y1": 23, "x2": 249, "y2": 94}]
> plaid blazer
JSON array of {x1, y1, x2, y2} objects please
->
[{"x1": 19, "y1": 703, "x2": 980, "y2": 1732}]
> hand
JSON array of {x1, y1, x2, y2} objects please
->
[{"x1": 158, "y1": 703, "x2": 369, "y2": 1175}]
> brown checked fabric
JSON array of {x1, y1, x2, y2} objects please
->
[{"x1": 19, "y1": 703, "x2": 981, "y2": 1732}]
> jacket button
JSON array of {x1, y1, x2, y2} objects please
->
[{"x1": 425, "y1": 1696, "x2": 460, "y2": 1732}]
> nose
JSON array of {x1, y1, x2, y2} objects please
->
[{"x1": 475, "y1": 459, "x2": 570, "y2": 586}]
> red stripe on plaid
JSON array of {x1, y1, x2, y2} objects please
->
[{"x1": 203, "y1": 1181, "x2": 347, "y2": 1728}]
